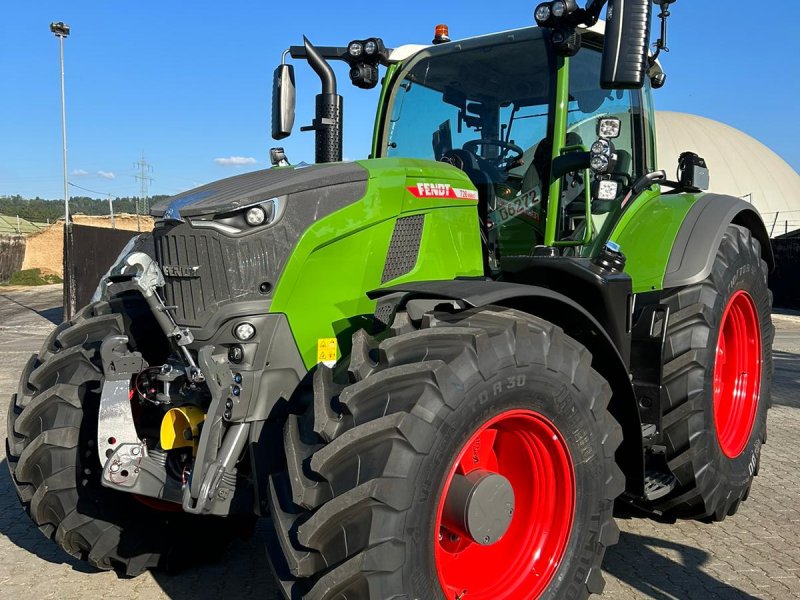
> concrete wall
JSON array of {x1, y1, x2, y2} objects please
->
[{"x1": 0, "y1": 235, "x2": 26, "y2": 283}]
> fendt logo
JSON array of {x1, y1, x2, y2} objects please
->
[
  {"x1": 162, "y1": 265, "x2": 201, "y2": 278},
  {"x1": 407, "y1": 183, "x2": 479, "y2": 201}
]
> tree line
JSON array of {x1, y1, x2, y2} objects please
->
[{"x1": 0, "y1": 195, "x2": 170, "y2": 223}]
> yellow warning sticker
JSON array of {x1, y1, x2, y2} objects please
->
[{"x1": 317, "y1": 338, "x2": 338, "y2": 366}]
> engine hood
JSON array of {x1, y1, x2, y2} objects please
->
[{"x1": 150, "y1": 162, "x2": 369, "y2": 219}]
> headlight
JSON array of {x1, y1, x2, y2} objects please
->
[
  {"x1": 535, "y1": 3, "x2": 552, "y2": 24},
  {"x1": 234, "y1": 322, "x2": 256, "y2": 341},
  {"x1": 551, "y1": 0, "x2": 566, "y2": 17},
  {"x1": 364, "y1": 39, "x2": 378, "y2": 55},
  {"x1": 590, "y1": 154, "x2": 610, "y2": 173},
  {"x1": 348, "y1": 41, "x2": 363, "y2": 58},
  {"x1": 245, "y1": 206, "x2": 267, "y2": 226},
  {"x1": 591, "y1": 139, "x2": 611, "y2": 156}
]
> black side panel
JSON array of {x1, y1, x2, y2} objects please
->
[
  {"x1": 664, "y1": 194, "x2": 774, "y2": 288},
  {"x1": 381, "y1": 215, "x2": 425, "y2": 284},
  {"x1": 501, "y1": 256, "x2": 633, "y2": 367},
  {"x1": 370, "y1": 279, "x2": 645, "y2": 495}
]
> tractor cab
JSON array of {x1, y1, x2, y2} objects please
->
[
  {"x1": 273, "y1": 1, "x2": 667, "y2": 275},
  {"x1": 376, "y1": 26, "x2": 655, "y2": 264}
]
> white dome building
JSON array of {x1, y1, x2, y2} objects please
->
[{"x1": 655, "y1": 111, "x2": 800, "y2": 237}]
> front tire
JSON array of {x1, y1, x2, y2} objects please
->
[
  {"x1": 267, "y1": 307, "x2": 624, "y2": 599},
  {"x1": 649, "y1": 224, "x2": 773, "y2": 520}
]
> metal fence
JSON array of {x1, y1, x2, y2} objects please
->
[{"x1": 63, "y1": 224, "x2": 140, "y2": 317}]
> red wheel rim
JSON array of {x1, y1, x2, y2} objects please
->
[
  {"x1": 434, "y1": 409, "x2": 575, "y2": 599},
  {"x1": 713, "y1": 290, "x2": 762, "y2": 459}
]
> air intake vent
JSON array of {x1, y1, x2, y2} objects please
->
[{"x1": 381, "y1": 215, "x2": 424, "y2": 284}]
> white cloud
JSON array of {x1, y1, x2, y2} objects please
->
[
  {"x1": 214, "y1": 156, "x2": 257, "y2": 166},
  {"x1": 72, "y1": 168, "x2": 88, "y2": 176},
  {"x1": 97, "y1": 170, "x2": 116, "y2": 180}
]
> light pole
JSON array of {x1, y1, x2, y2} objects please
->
[
  {"x1": 51, "y1": 21, "x2": 73, "y2": 318},
  {"x1": 50, "y1": 21, "x2": 70, "y2": 224}
]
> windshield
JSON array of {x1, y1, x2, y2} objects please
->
[
  {"x1": 380, "y1": 32, "x2": 645, "y2": 256},
  {"x1": 383, "y1": 34, "x2": 555, "y2": 256},
  {"x1": 384, "y1": 36, "x2": 553, "y2": 165}
]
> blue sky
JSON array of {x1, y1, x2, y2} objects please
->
[{"x1": 2, "y1": 1, "x2": 798, "y2": 200}]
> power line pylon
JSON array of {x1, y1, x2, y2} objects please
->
[{"x1": 134, "y1": 152, "x2": 153, "y2": 232}]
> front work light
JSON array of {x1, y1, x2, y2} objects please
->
[
  {"x1": 597, "y1": 117, "x2": 622, "y2": 140},
  {"x1": 597, "y1": 179, "x2": 620, "y2": 200}
]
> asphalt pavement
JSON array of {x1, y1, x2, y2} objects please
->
[{"x1": 1, "y1": 284, "x2": 798, "y2": 600}]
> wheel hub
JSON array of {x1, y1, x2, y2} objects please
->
[
  {"x1": 441, "y1": 470, "x2": 515, "y2": 546},
  {"x1": 434, "y1": 409, "x2": 576, "y2": 600}
]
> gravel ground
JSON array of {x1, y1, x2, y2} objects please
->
[{"x1": 1, "y1": 285, "x2": 798, "y2": 600}]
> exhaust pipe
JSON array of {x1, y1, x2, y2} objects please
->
[{"x1": 302, "y1": 37, "x2": 343, "y2": 163}]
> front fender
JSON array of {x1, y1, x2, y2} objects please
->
[
  {"x1": 663, "y1": 194, "x2": 774, "y2": 288},
  {"x1": 370, "y1": 279, "x2": 645, "y2": 497}
]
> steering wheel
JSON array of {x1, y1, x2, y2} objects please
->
[{"x1": 462, "y1": 139, "x2": 525, "y2": 170}]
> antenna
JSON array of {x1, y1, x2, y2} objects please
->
[{"x1": 133, "y1": 152, "x2": 153, "y2": 232}]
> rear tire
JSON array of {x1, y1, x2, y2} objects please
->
[
  {"x1": 6, "y1": 300, "x2": 252, "y2": 576},
  {"x1": 267, "y1": 306, "x2": 624, "y2": 599},
  {"x1": 648, "y1": 224, "x2": 773, "y2": 520}
]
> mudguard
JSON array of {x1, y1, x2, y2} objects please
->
[
  {"x1": 370, "y1": 279, "x2": 645, "y2": 496},
  {"x1": 663, "y1": 194, "x2": 774, "y2": 288}
]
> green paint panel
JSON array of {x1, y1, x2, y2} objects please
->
[
  {"x1": 610, "y1": 188, "x2": 702, "y2": 293},
  {"x1": 269, "y1": 157, "x2": 484, "y2": 367}
]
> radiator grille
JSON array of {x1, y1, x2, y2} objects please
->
[{"x1": 153, "y1": 225, "x2": 281, "y2": 328}]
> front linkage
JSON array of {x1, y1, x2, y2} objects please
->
[{"x1": 97, "y1": 252, "x2": 249, "y2": 516}]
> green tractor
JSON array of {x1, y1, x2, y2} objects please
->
[{"x1": 7, "y1": 0, "x2": 774, "y2": 598}]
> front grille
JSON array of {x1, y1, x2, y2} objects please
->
[{"x1": 153, "y1": 224, "x2": 281, "y2": 329}]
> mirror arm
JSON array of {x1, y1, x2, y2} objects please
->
[
  {"x1": 289, "y1": 44, "x2": 350, "y2": 63},
  {"x1": 650, "y1": 2, "x2": 675, "y2": 63},
  {"x1": 580, "y1": 0, "x2": 609, "y2": 25}
]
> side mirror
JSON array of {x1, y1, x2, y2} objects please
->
[
  {"x1": 272, "y1": 64, "x2": 296, "y2": 140},
  {"x1": 601, "y1": 0, "x2": 653, "y2": 89}
]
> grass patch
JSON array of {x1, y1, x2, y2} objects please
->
[{"x1": 2, "y1": 268, "x2": 63, "y2": 286}]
